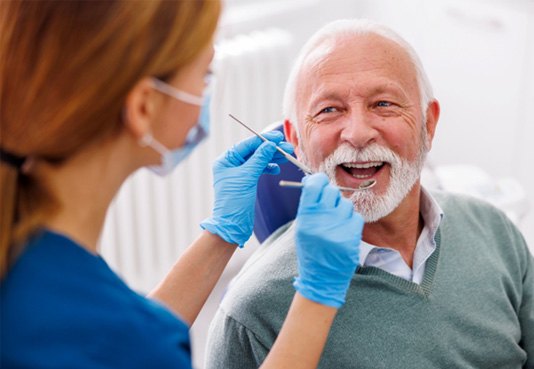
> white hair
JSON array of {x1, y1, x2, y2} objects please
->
[{"x1": 282, "y1": 19, "x2": 434, "y2": 127}]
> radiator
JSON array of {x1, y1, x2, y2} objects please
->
[{"x1": 99, "y1": 28, "x2": 294, "y2": 293}]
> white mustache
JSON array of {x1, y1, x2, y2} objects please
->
[{"x1": 322, "y1": 143, "x2": 401, "y2": 170}]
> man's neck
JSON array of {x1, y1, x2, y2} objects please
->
[{"x1": 361, "y1": 184, "x2": 423, "y2": 268}]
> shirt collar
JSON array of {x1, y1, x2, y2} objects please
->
[
  {"x1": 420, "y1": 186, "x2": 444, "y2": 234},
  {"x1": 359, "y1": 241, "x2": 375, "y2": 266},
  {"x1": 358, "y1": 186, "x2": 443, "y2": 266}
]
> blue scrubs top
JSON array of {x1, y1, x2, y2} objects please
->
[{"x1": 0, "y1": 230, "x2": 193, "y2": 369}]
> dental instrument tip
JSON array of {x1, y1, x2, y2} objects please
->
[
  {"x1": 279, "y1": 179, "x2": 376, "y2": 192},
  {"x1": 358, "y1": 179, "x2": 376, "y2": 190}
]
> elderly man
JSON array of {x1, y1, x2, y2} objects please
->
[{"x1": 205, "y1": 19, "x2": 534, "y2": 369}]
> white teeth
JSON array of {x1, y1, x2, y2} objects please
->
[{"x1": 342, "y1": 161, "x2": 383, "y2": 169}]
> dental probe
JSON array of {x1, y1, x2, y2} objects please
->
[
  {"x1": 229, "y1": 114, "x2": 313, "y2": 175},
  {"x1": 279, "y1": 179, "x2": 376, "y2": 192}
]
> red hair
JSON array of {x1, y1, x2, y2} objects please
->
[{"x1": 0, "y1": 0, "x2": 221, "y2": 276}]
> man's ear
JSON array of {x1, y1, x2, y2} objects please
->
[
  {"x1": 123, "y1": 78, "x2": 160, "y2": 140},
  {"x1": 283, "y1": 119, "x2": 299, "y2": 148},
  {"x1": 424, "y1": 100, "x2": 440, "y2": 150}
]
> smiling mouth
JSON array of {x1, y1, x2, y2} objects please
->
[{"x1": 339, "y1": 161, "x2": 385, "y2": 179}]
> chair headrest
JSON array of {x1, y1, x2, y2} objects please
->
[{"x1": 253, "y1": 123, "x2": 304, "y2": 243}]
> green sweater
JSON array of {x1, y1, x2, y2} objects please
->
[{"x1": 205, "y1": 192, "x2": 534, "y2": 369}]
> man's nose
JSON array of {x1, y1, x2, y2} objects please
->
[{"x1": 339, "y1": 109, "x2": 378, "y2": 149}]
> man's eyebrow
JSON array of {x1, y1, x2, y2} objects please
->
[
  {"x1": 368, "y1": 83, "x2": 409, "y2": 98},
  {"x1": 308, "y1": 92, "x2": 346, "y2": 109}
]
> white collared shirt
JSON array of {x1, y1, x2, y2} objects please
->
[{"x1": 358, "y1": 187, "x2": 444, "y2": 284}]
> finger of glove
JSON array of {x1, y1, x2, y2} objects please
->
[
  {"x1": 350, "y1": 210, "x2": 365, "y2": 237},
  {"x1": 263, "y1": 163, "x2": 281, "y2": 175},
  {"x1": 338, "y1": 196, "x2": 356, "y2": 219},
  {"x1": 344, "y1": 215, "x2": 363, "y2": 265},
  {"x1": 231, "y1": 131, "x2": 284, "y2": 162},
  {"x1": 270, "y1": 141, "x2": 295, "y2": 163},
  {"x1": 219, "y1": 146, "x2": 247, "y2": 168},
  {"x1": 279, "y1": 141, "x2": 294, "y2": 154},
  {"x1": 319, "y1": 184, "x2": 341, "y2": 208},
  {"x1": 242, "y1": 141, "x2": 278, "y2": 174},
  {"x1": 299, "y1": 173, "x2": 330, "y2": 206},
  {"x1": 231, "y1": 136, "x2": 264, "y2": 163},
  {"x1": 261, "y1": 130, "x2": 285, "y2": 144}
]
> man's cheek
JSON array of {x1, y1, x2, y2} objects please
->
[{"x1": 309, "y1": 142, "x2": 331, "y2": 167}]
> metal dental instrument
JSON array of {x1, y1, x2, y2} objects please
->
[
  {"x1": 279, "y1": 179, "x2": 376, "y2": 192},
  {"x1": 229, "y1": 114, "x2": 313, "y2": 175},
  {"x1": 229, "y1": 113, "x2": 376, "y2": 191}
]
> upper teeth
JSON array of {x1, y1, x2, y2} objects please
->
[{"x1": 343, "y1": 162, "x2": 383, "y2": 169}]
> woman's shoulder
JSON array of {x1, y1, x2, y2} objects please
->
[{"x1": 1, "y1": 230, "x2": 192, "y2": 368}]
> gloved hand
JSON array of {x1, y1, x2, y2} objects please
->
[
  {"x1": 293, "y1": 173, "x2": 364, "y2": 308},
  {"x1": 200, "y1": 131, "x2": 294, "y2": 247}
]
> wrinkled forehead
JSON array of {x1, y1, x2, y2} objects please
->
[{"x1": 298, "y1": 33, "x2": 419, "y2": 100}]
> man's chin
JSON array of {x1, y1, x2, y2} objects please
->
[
  {"x1": 350, "y1": 191, "x2": 399, "y2": 223},
  {"x1": 352, "y1": 204, "x2": 389, "y2": 224}
]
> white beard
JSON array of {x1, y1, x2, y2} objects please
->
[{"x1": 302, "y1": 142, "x2": 427, "y2": 223}]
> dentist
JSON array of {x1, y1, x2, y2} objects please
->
[{"x1": 0, "y1": 1, "x2": 363, "y2": 368}]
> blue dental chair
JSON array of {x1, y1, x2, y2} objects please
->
[{"x1": 253, "y1": 124, "x2": 304, "y2": 243}]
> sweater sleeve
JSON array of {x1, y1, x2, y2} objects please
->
[
  {"x1": 497, "y1": 209, "x2": 534, "y2": 369},
  {"x1": 519, "y1": 245, "x2": 534, "y2": 369},
  {"x1": 205, "y1": 307, "x2": 269, "y2": 369}
]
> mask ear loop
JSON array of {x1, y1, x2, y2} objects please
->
[
  {"x1": 121, "y1": 106, "x2": 170, "y2": 158},
  {"x1": 138, "y1": 132, "x2": 170, "y2": 157},
  {"x1": 140, "y1": 78, "x2": 212, "y2": 158},
  {"x1": 151, "y1": 78, "x2": 203, "y2": 106}
]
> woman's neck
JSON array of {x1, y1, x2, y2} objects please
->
[{"x1": 42, "y1": 136, "x2": 139, "y2": 253}]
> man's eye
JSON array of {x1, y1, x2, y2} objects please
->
[
  {"x1": 312, "y1": 106, "x2": 343, "y2": 121},
  {"x1": 319, "y1": 107, "x2": 337, "y2": 114},
  {"x1": 376, "y1": 101, "x2": 393, "y2": 107},
  {"x1": 375, "y1": 100, "x2": 395, "y2": 108}
]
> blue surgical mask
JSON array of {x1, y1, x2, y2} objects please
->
[{"x1": 140, "y1": 78, "x2": 211, "y2": 176}]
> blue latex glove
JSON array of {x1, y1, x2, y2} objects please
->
[
  {"x1": 293, "y1": 173, "x2": 364, "y2": 308},
  {"x1": 201, "y1": 131, "x2": 294, "y2": 247}
]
